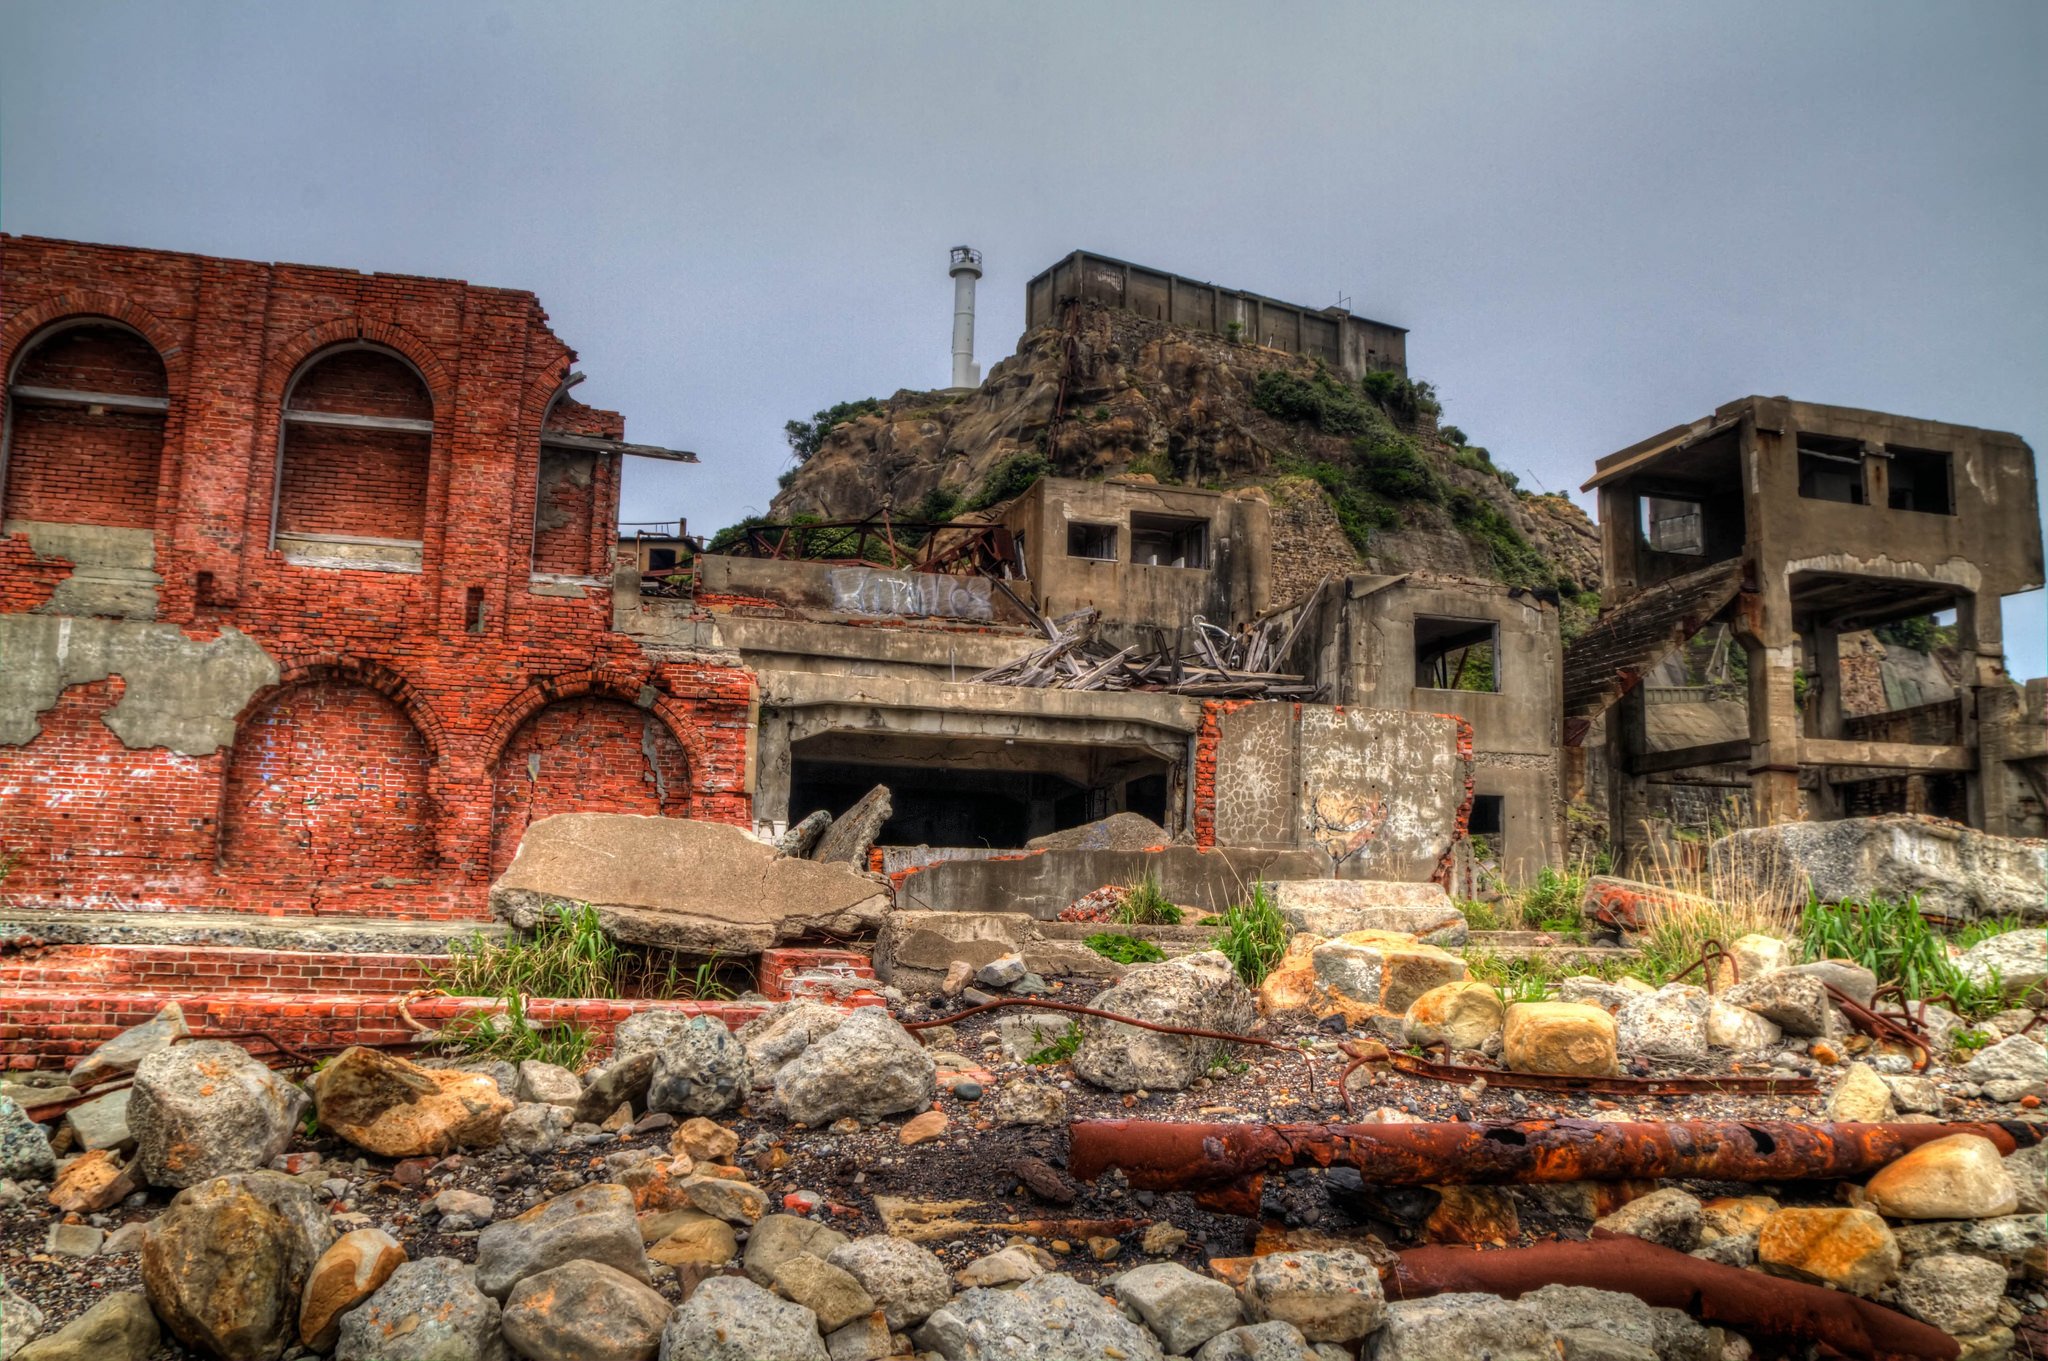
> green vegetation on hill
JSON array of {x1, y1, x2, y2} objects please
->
[{"x1": 785, "y1": 398, "x2": 883, "y2": 464}]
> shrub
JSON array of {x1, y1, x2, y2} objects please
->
[
  {"x1": 1800, "y1": 894, "x2": 2010, "y2": 1017},
  {"x1": 437, "y1": 993, "x2": 594, "y2": 1069},
  {"x1": 1211, "y1": 883, "x2": 1288, "y2": 987},
  {"x1": 1353, "y1": 430, "x2": 1445, "y2": 504},
  {"x1": 963, "y1": 452, "x2": 1049, "y2": 511},
  {"x1": 1514, "y1": 865, "x2": 1588, "y2": 935},
  {"x1": 1251, "y1": 369, "x2": 1373, "y2": 436},
  {"x1": 1084, "y1": 932, "x2": 1168, "y2": 965},
  {"x1": 1449, "y1": 493, "x2": 1551, "y2": 590},
  {"x1": 785, "y1": 397, "x2": 883, "y2": 464}
]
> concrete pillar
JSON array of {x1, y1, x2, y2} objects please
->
[
  {"x1": 1810, "y1": 624, "x2": 1846, "y2": 820},
  {"x1": 1607, "y1": 686, "x2": 1648, "y2": 870},
  {"x1": 1956, "y1": 592, "x2": 2003, "y2": 831},
  {"x1": 1735, "y1": 576, "x2": 1802, "y2": 828}
]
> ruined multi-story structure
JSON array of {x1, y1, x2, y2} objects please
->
[{"x1": 1566, "y1": 396, "x2": 2046, "y2": 859}]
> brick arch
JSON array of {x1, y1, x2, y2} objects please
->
[
  {"x1": 259, "y1": 318, "x2": 454, "y2": 413},
  {"x1": 3, "y1": 313, "x2": 176, "y2": 531},
  {"x1": 218, "y1": 669, "x2": 438, "y2": 877},
  {"x1": 1, "y1": 291, "x2": 187, "y2": 385},
  {"x1": 240, "y1": 655, "x2": 448, "y2": 763},
  {"x1": 481, "y1": 668, "x2": 707, "y2": 776},
  {"x1": 485, "y1": 684, "x2": 696, "y2": 874}
]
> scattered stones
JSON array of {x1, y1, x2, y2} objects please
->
[
  {"x1": 1893, "y1": 1252, "x2": 2009, "y2": 1336},
  {"x1": 499, "y1": 1101, "x2": 571, "y2": 1155},
  {"x1": 661, "y1": 1274, "x2": 829, "y2": 1361},
  {"x1": 978, "y1": 953, "x2": 1028, "y2": 988},
  {"x1": 1757, "y1": 1207, "x2": 1900, "y2": 1295},
  {"x1": 1828, "y1": 1062, "x2": 1898, "y2": 1122},
  {"x1": 1502, "y1": 1002, "x2": 1618, "y2": 1076},
  {"x1": 310, "y1": 1046, "x2": 512, "y2": 1160},
  {"x1": 774, "y1": 1252, "x2": 879, "y2": 1332},
  {"x1": 300, "y1": 1227, "x2": 407, "y2": 1352},
  {"x1": 1371, "y1": 1293, "x2": 1558, "y2": 1361},
  {"x1": 1193, "y1": 1321, "x2": 1319, "y2": 1361},
  {"x1": 1402, "y1": 981, "x2": 1505, "y2": 1052},
  {"x1": 44, "y1": 1223, "x2": 104, "y2": 1257},
  {"x1": 776, "y1": 1007, "x2": 936, "y2": 1125},
  {"x1": 1616, "y1": 984, "x2": 1709, "y2": 1062},
  {"x1": 956, "y1": 1244, "x2": 1053, "y2": 1288},
  {"x1": 898, "y1": 1109, "x2": 948, "y2": 1146},
  {"x1": 915, "y1": 1274, "x2": 1164, "y2": 1361},
  {"x1": 1706, "y1": 998, "x2": 1782, "y2": 1052},
  {"x1": 47, "y1": 1147, "x2": 140, "y2": 1213},
  {"x1": 128, "y1": 1041, "x2": 307, "y2": 1188},
  {"x1": 1786, "y1": 959, "x2": 1879, "y2": 1009},
  {"x1": 572, "y1": 1049, "x2": 659, "y2": 1124},
  {"x1": 672, "y1": 1115, "x2": 740, "y2": 1163},
  {"x1": 502, "y1": 1259, "x2": 672, "y2": 1361},
  {"x1": 647, "y1": 1016, "x2": 751, "y2": 1117},
  {"x1": 141, "y1": 1172, "x2": 335, "y2": 1361},
  {"x1": 1113, "y1": 1261, "x2": 1243, "y2": 1354},
  {"x1": 335, "y1": 1257, "x2": 504, "y2": 1361},
  {"x1": 433, "y1": 1188, "x2": 496, "y2": 1230},
  {"x1": 1956, "y1": 929, "x2": 2047, "y2": 1000},
  {"x1": 745, "y1": 1214, "x2": 851, "y2": 1286},
  {"x1": 1239, "y1": 1249, "x2": 1386, "y2": 1342},
  {"x1": 1593, "y1": 1186, "x2": 1702, "y2": 1251},
  {"x1": 682, "y1": 1172, "x2": 769, "y2": 1224},
  {"x1": 13, "y1": 1292, "x2": 158, "y2": 1361},
  {"x1": 1963, "y1": 1034, "x2": 2046, "y2": 1083},
  {"x1": 648, "y1": 1213, "x2": 739, "y2": 1268},
  {"x1": 1073, "y1": 951, "x2": 1255, "y2": 1092},
  {"x1": 1862, "y1": 1133, "x2": 2019, "y2": 1220},
  {"x1": 63, "y1": 1087, "x2": 133, "y2": 1153},
  {"x1": 1143, "y1": 1220, "x2": 1190, "y2": 1255},
  {"x1": 1881, "y1": 1073, "x2": 1944, "y2": 1114},
  {"x1": 827, "y1": 1234, "x2": 952, "y2": 1330},
  {"x1": 1311, "y1": 933, "x2": 1468, "y2": 1015},
  {"x1": 1728, "y1": 933, "x2": 1793, "y2": 981},
  {"x1": 70, "y1": 1001, "x2": 191, "y2": 1088},
  {"x1": 1723, "y1": 972, "x2": 1831, "y2": 1036},
  {"x1": 474, "y1": 1182, "x2": 648, "y2": 1299},
  {"x1": 514, "y1": 1060, "x2": 582, "y2": 1109},
  {"x1": 980, "y1": 1078, "x2": 1068, "y2": 1126},
  {"x1": 823, "y1": 1313, "x2": 893, "y2": 1361}
]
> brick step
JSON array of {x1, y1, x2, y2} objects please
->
[
  {"x1": 0, "y1": 943, "x2": 441, "y2": 994},
  {"x1": 0, "y1": 908, "x2": 506, "y2": 955},
  {"x1": 757, "y1": 947, "x2": 880, "y2": 1003}
]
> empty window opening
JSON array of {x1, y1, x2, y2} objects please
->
[
  {"x1": 1886, "y1": 446, "x2": 1954, "y2": 515},
  {"x1": 277, "y1": 345, "x2": 433, "y2": 546},
  {"x1": 1797, "y1": 435, "x2": 1865, "y2": 505},
  {"x1": 465, "y1": 586, "x2": 487, "y2": 633},
  {"x1": 1639, "y1": 496, "x2": 1704, "y2": 555},
  {"x1": 1067, "y1": 521, "x2": 1118, "y2": 561},
  {"x1": 1129, "y1": 512, "x2": 1210, "y2": 568},
  {"x1": 1415, "y1": 616, "x2": 1500, "y2": 692},
  {"x1": 1469, "y1": 795, "x2": 1505, "y2": 838},
  {"x1": 646, "y1": 547, "x2": 678, "y2": 572},
  {"x1": 3, "y1": 320, "x2": 169, "y2": 529}
]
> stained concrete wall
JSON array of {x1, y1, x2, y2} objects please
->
[
  {"x1": 998, "y1": 478, "x2": 1270, "y2": 647},
  {"x1": 0, "y1": 615, "x2": 279, "y2": 753},
  {"x1": 893, "y1": 844, "x2": 1329, "y2": 919},
  {"x1": 1210, "y1": 701, "x2": 1469, "y2": 882}
]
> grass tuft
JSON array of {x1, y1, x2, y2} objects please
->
[
  {"x1": 1025, "y1": 1021, "x2": 1083, "y2": 1065},
  {"x1": 1211, "y1": 882, "x2": 1289, "y2": 987},
  {"x1": 437, "y1": 993, "x2": 595, "y2": 1069},
  {"x1": 1115, "y1": 872, "x2": 1184, "y2": 926},
  {"x1": 1083, "y1": 932, "x2": 1167, "y2": 965}
]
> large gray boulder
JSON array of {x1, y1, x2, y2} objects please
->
[
  {"x1": 774, "y1": 1007, "x2": 935, "y2": 1125},
  {"x1": 1710, "y1": 815, "x2": 2047, "y2": 922},
  {"x1": 141, "y1": 1172, "x2": 334, "y2": 1361},
  {"x1": 1112, "y1": 1262, "x2": 1243, "y2": 1354},
  {"x1": 1266, "y1": 880, "x2": 1469, "y2": 946},
  {"x1": 736, "y1": 1001, "x2": 846, "y2": 1089},
  {"x1": 13, "y1": 1291, "x2": 159, "y2": 1361},
  {"x1": 647, "y1": 1016, "x2": 750, "y2": 1117},
  {"x1": 825, "y1": 1234, "x2": 952, "y2": 1330},
  {"x1": 1238, "y1": 1249, "x2": 1384, "y2": 1343},
  {"x1": 474, "y1": 1183, "x2": 647, "y2": 1300},
  {"x1": 1615, "y1": 984, "x2": 1710, "y2": 1062},
  {"x1": 0, "y1": 1096, "x2": 54, "y2": 1181},
  {"x1": 1956, "y1": 930, "x2": 2047, "y2": 1002},
  {"x1": 660, "y1": 1275, "x2": 827, "y2": 1361},
  {"x1": 336, "y1": 1258, "x2": 505, "y2": 1361},
  {"x1": 491, "y1": 814, "x2": 888, "y2": 952},
  {"x1": 1723, "y1": 972, "x2": 1832, "y2": 1037},
  {"x1": 500, "y1": 1260, "x2": 671, "y2": 1361},
  {"x1": 1072, "y1": 951, "x2": 1254, "y2": 1092},
  {"x1": 915, "y1": 1274, "x2": 1165, "y2": 1361},
  {"x1": 130, "y1": 1041, "x2": 308, "y2": 1188},
  {"x1": 1370, "y1": 1293, "x2": 1560, "y2": 1361},
  {"x1": 1026, "y1": 812, "x2": 1169, "y2": 853},
  {"x1": 71, "y1": 1002, "x2": 191, "y2": 1088}
]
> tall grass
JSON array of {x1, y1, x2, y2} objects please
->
[
  {"x1": 437, "y1": 993, "x2": 595, "y2": 1069},
  {"x1": 1618, "y1": 839, "x2": 1801, "y2": 987},
  {"x1": 1115, "y1": 871, "x2": 1184, "y2": 926},
  {"x1": 1211, "y1": 882, "x2": 1288, "y2": 987},
  {"x1": 433, "y1": 902, "x2": 621, "y2": 1000},
  {"x1": 1800, "y1": 894, "x2": 2011, "y2": 1020}
]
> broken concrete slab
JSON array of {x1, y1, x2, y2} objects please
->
[
  {"x1": 1025, "y1": 813, "x2": 1170, "y2": 853},
  {"x1": 1266, "y1": 880, "x2": 1467, "y2": 946},
  {"x1": 811, "y1": 785, "x2": 892, "y2": 866},
  {"x1": 492, "y1": 814, "x2": 889, "y2": 954},
  {"x1": 874, "y1": 912, "x2": 1105, "y2": 991},
  {"x1": 894, "y1": 845, "x2": 1328, "y2": 920},
  {"x1": 1710, "y1": 815, "x2": 2047, "y2": 923}
]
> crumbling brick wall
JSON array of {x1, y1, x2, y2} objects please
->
[{"x1": 0, "y1": 234, "x2": 755, "y2": 920}]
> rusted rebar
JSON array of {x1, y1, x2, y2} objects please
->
[
  {"x1": 1388, "y1": 1235, "x2": 1957, "y2": 1361},
  {"x1": 1067, "y1": 1117, "x2": 2044, "y2": 1216}
]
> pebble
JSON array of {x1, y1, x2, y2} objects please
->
[{"x1": 952, "y1": 1080, "x2": 983, "y2": 1100}]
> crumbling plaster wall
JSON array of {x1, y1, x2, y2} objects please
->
[{"x1": 0, "y1": 615, "x2": 278, "y2": 752}]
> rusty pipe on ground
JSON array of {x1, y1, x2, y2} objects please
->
[
  {"x1": 1067, "y1": 1118, "x2": 2044, "y2": 1216},
  {"x1": 1388, "y1": 1235, "x2": 1957, "y2": 1361}
]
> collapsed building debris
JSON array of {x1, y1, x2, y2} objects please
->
[
  {"x1": 1066, "y1": 1118, "x2": 2046, "y2": 1215},
  {"x1": 1387, "y1": 1236, "x2": 1961, "y2": 1361}
]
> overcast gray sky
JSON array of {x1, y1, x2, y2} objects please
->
[{"x1": 5, "y1": 1, "x2": 2044, "y2": 674}]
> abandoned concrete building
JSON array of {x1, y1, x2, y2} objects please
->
[
  {"x1": 1564, "y1": 396, "x2": 2046, "y2": 862},
  {"x1": 0, "y1": 234, "x2": 2041, "y2": 1063}
]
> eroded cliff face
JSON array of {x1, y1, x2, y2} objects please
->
[{"x1": 770, "y1": 304, "x2": 1601, "y2": 605}]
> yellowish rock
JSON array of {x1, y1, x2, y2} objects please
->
[
  {"x1": 1312, "y1": 931, "x2": 1468, "y2": 1014},
  {"x1": 1403, "y1": 982, "x2": 1506, "y2": 1052},
  {"x1": 671, "y1": 1116, "x2": 739, "y2": 1163},
  {"x1": 1828, "y1": 1063, "x2": 1897, "y2": 1123},
  {"x1": 1502, "y1": 1002, "x2": 1618, "y2": 1077},
  {"x1": 1863, "y1": 1134, "x2": 2020, "y2": 1220},
  {"x1": 1700, "y1": 1195, "x2": 1778, "y2": 1242},
  {"x1": 309, "y1": 1047, "x2": 512, "y2": 1159},
  {"x1": 648, "y1": 1215, "x2": 739, "y2": 1267},
  {"x1": 899, "y1": 1110, "x2": 949, "y2": 1147},
  {"x1": 1758, "y1": 1207, "x2": 1900, "y2": 1295},
  {"x1": 299, "y1": 1228, "x2": 405, "y2": 1352}
]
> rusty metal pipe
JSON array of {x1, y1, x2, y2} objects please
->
[
  {"x1": 1388, "y1": 1236, "x2": 1957, "y2": 1361},
  {"x1": 1068, "y1": 1119, "x2": 2042, "y2": 1215}
]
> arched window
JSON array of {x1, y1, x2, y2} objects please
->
[
  {"x1": 532, "y1": 389, "x2": 613, "y2": 578},
  {"x1": 2, "y1": 320, "x2": 169, "y2": 529},
  {"x1": 274, "y1": 344, "x2": 433, "y2": 569}
]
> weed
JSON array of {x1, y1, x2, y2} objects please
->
[
  {"x1": 1516, "y1": 865, "x2": 1588, "y2": 934},
  {"x1": 963, "y1": 452, "x2": 1050, "y2": 512},
  {"x1": 1952, "y1": 916, "x2": 2025, "y2": 950},
  {"x1": 1025, "y1": 1021, "x2": 1083, "y2": 1065},
  {"x1": 1211, "y1": 883, "x2": 1288, "y2": 987},
  {"x1": 1083, "y1": 933, "x2": 1167, "y2": 965},
  {"x1": 1953, "y1": 1028, "x2": 1994, "y2": 1052},
  {"x1": 1207, "y1": 1050, "x2": 1251, "y2": 1076},
  {"x1": 437, "y1": 993, "x2": 595, "y2": 1069},
  {"x1": 1115, "y1": 872, "x2": 1183, "y2": 926},
  {"x1": 1801, "y1": 894, "x2": 1956, "y2": 999},
  {"x1": 1459, "y1": 897, "x2": 1503, "y2": 932},
  {"x1": 431, "y1": 902, "x2": 620, "y2": 1000}
]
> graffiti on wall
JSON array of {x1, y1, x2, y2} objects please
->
[{"x1": 827, "y1": 567, "x2": 993, "y2": 622}]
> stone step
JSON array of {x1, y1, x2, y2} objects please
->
[{"x1": 0, "y1": 908, "x2": 506, "y2": 955}]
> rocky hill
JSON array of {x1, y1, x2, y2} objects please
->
[{"x1": 764, "y1": 304, "x2": 1602, "y2": 612}]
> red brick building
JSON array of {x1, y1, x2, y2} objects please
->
[{"x1": 0, "y1": 234, "x2": 755, "y2": 924}]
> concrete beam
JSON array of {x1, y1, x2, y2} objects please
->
[
  {"x1": 1800, "y1": 738, "x2": 1975, "y2": 773},
  {"x1": 1631, "y1": 739, "x2": 1752, "y2": 776}
]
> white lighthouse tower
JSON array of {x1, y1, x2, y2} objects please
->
[{"x1": 948, "y1": 245, "x2": 982, "y2": 390}]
